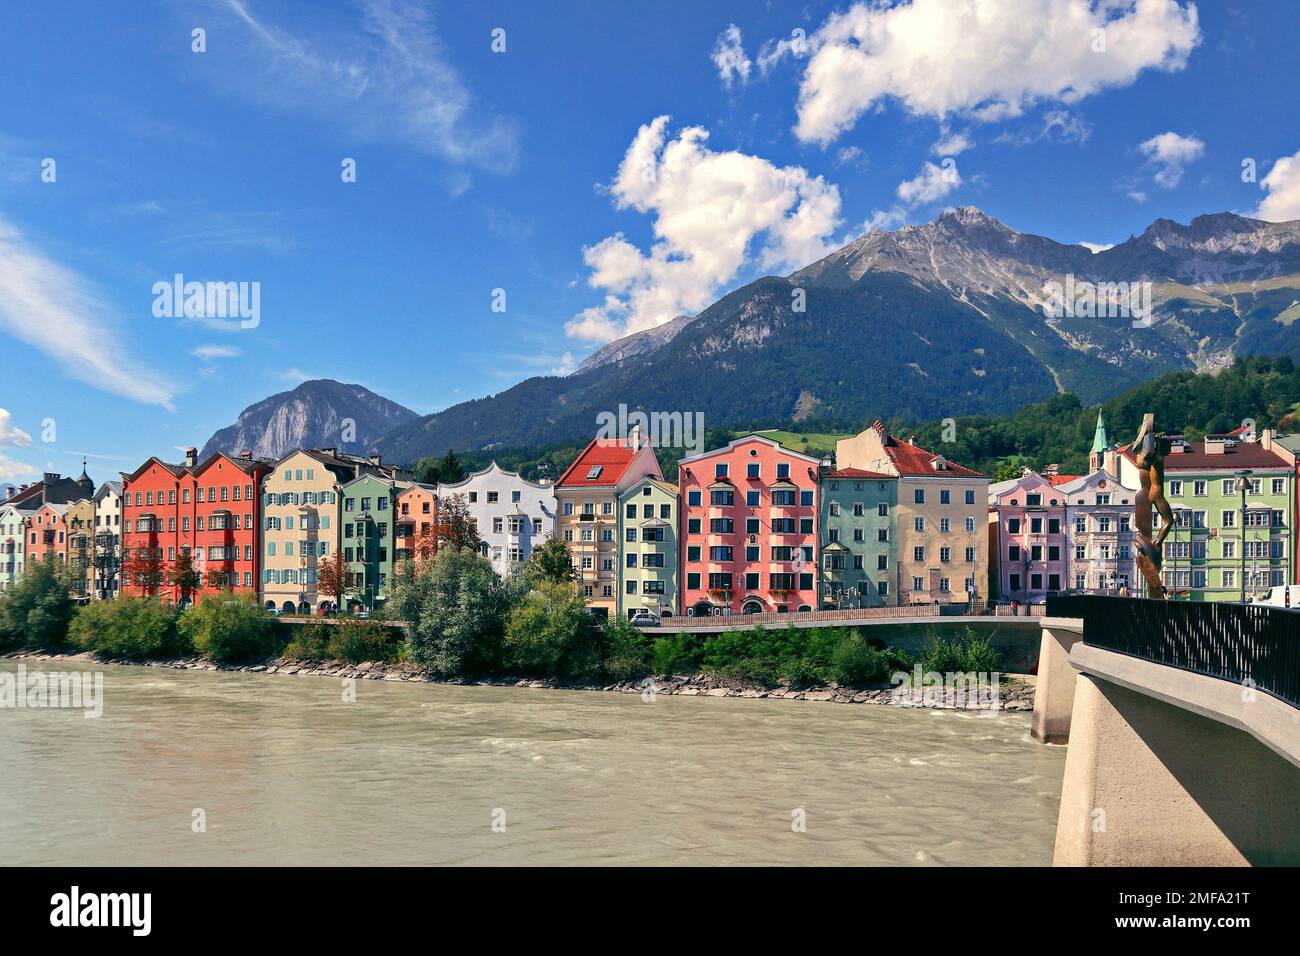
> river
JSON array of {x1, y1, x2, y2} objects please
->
[{"x1": 0, "y1": 659, "x2": 1065, "y2": 865}]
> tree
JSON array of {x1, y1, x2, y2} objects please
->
[
  {"x1": 121, "y1": 545, "x2": 164, "y2": 597},
  {"x1": 0, "y1": 555, "x2": 76, "y2": 651},
  {"x1": 504, "y1": 580, "x2": 596, "y2": 677},
  {"x1": 414, "y1": 448, "x2": 466, "y2": 485},
  {"x1": 435, "y1": 493, "x2": 482, "y2": 553},
  {"x1": 93, "y1": 529, "x2": 120, "y2": 600},
  {"x1": 69, "y1": 597, "x2": 186, "y2": 659},
  {"x1": 317, "y1": 549, "x2": 348, "y2": 611},
  {"x1": 388, "y1": 547, "x2": 508, "y2": 676},
  {"x1": 526, "y1": 537, "x2": 575, "y2": 585},
  {"x1": 412, "y1": 525, "x2": 439, "y2": 561},
  {"x1": 179, "y1": 592, "x2": 279, "y2": 662},
  {"x1": 174, "y1": 549, "x2": 202, "y2": 606}
]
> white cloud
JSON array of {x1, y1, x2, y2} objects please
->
[
  {"x1": 995, "y1": 109, "x2": 1092, "y2": 146},
  {"x1": 896, "y1": 161, "x2": 963, "y2": 204},
  {"x1": 191, "y1": 344, "x2": 242, "y2": 360},
  {"x1": 0, "y1": 408, "x2": 32, "y2": 448},
  {"x1": 213, "y1": 0, "x2": 517, "y2": 175},
  {"x1": 1080, "y1": 241, "x2": 1114, "y2": 253},
  {"x1": 712, "y1": 24, "x2": 752, "y2": 88},
  {"x1": 0, "y1": 453, "x2": 38, "y2": 484},
  {"x1": 931, "y1": 130, "x2": 973, "y2": 156},
  {"x1": 1138, "y1": 131, "x2": 1204, "y2": 188},
  {"x1": 551, "y1": 351, "x2": 577, "y2": 376},
  {"x1": 566, "y1": 117, "x2": 843, "y2": 343},
  {"x1": 0, "y1": 215, "x2": 176, "y2": 408},
  {"x1": 788, "y1": 0, "x2": 1200, "y2": 145},
  {"x1": 1254, "y1": 150, "x2": 1300, "y2": 222}
]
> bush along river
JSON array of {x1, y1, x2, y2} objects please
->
[{"x1": 0, "y1": 652, "x2": 1060, "y2": 866}]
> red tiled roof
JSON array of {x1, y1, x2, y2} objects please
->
[
  {"x1": 824, "y1": 468, "x2": 894, "y2": 479},
  {"x1": 880, "y1": 434, "x2": 983, "y2": 477},
  {"x1": 556, "y1": 438, "x2": 640, "y2": 488},
  {"x1": 1048, "y1": 474, "x2": 1082, "y2": 486},
  {"x1": 1119, "y1": 441, "x2": 1290, "y2": 471}
]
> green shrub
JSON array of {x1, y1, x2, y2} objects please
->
[
  {"x1": 651, "y1": 632, "x2": 703, "y2": 675},
  {"x1": 504, "y1": 581, "x2": 600, "y2": 678},
  {"x1": 327, "y1": 619, "x2": 405, "y2": 663},
  {"x1": 68, "y1": 596, "x2": 187, "y2": 658},
  {"x1": 602, "y1": 617, "x2": 652, "y2": 681},
  {"x1": 828, "y1": 632, "x2": 891, "y2": 686},
  {"x1": 918, "y1": 626, "x2": 1004, "y2": 674},
  {"x1": 179, "y1": 593, "x2": 280, "y2": 662},
  {"x1": 0, "y1": 558, "x2": 77, "y2": 652},
  {"x1": 282, "y1": 620, "x2": 332, "y2": 661}
]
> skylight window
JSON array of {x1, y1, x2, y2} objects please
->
[{"x1": 586, "y1": 466, "x2": 603, "y2": 480}]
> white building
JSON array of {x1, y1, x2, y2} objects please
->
[
  {"x1": 1057, "y1": 467, "x2": 1139, "y2": 594},
  {"x1": 0, "y1": 501, "x2": 26, "y2": 592},
  {"x1": 438, "y1": 462, "x2": 556, "y2": 576},
  {"x1": 93, "y1": 481, "x2": 124, "y2": 600}
]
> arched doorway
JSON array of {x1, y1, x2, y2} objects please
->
[
  {"x1": 797, "y1": 604, "x2": 812, "y2": 612},
  {"x1": 281, "y1": 600, "x2": 295, "y2": 614},
  {"x1": 298, "y1": 601, "x2": 311, "y2": 615},
  {"x1": 690, "y1": 601, "x2": 713, "y2": 617},
  {"x1": 264, "y1": 600, "x2": 275, "y2": 610},
  {"x1": 742, "y1": 599, "x2": 764, "y2": 615}
]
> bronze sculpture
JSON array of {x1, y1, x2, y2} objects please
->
[{"x1": 1133, "y1": 413, "x2": 1173, "y2": 598}]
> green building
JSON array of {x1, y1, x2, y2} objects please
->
[
  {"x1": 1119, "y1": 431, "x2": 1294, "y2": 601},
  {"x1": 617, "y1": 477, "x2": 678, "y2": 619},
  {"x1": 340, "y1": 473, "x2": 402, "y2": 611},
  {"x1": 818, "y1": 468, "x2": 898, "y2": 608}
]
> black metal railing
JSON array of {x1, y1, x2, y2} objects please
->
[{"x1": 1046, "y1": 594, "x2": 1300, "y2": 708}]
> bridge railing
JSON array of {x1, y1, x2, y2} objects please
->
[
  {"x1": 657, "y1": 602, "x2": 1044, "y2": 630},
  {"x1": 1046, "y1": 594, "x2": 1300, "y2": 708}
]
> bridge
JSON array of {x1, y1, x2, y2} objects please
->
[
  {"x1": 642, "y1": 603, "x2": 1045, "y2": 633},
  {"x1": 1034, "y1": 595, "x2": 1300, "y2": 866}
]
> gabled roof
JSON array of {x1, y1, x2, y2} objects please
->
[
  {"x1": 439, "y1": 460, "x2": 553, "y2": 493},
  {"x1": 557, "y1": 437, "x2": 644, "y2": 489},
  {"x1": 619, "y1": 476, "x2": 678, "y2": 499},
  {"x1": 678, "y1": 433, "x2": 823, "y2": 467},
  {"x1": 868, "y1": 422, "x2": 983, "y2": 477},
  {"x1": 121, "y1": 456, "x2": 186, "y2": 484},
  {"x1": 1119, "y1": 440, "x2": 1290, "y2": 471}
]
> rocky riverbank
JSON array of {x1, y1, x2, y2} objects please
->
[{"x1": 3, "y1": 650, "x2": 1036, "y2": 711}]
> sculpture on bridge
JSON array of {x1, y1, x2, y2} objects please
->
[{"x1": 1133, "y1": 413, "x2": 1173, "y2": 599}]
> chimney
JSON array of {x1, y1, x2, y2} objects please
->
[
  {"x1": 908, "y1": 435, "x2": 917, "y2": 446},
  {"x1": 320, "y1": 447, "x2": 337, "y2": 457},
  {"x1": 630, "y1": 423, "x2": 642, "y2": 452},
  {"x1": 1103, "y1": 448, "x2": 1118, "y2": 475},
  {"x1": 1261, "y1": 427, "x2": 1275, "y2": 452},
  {"x1": 239, "y1": 450, "x2": 252, "y2": 461},
  {"x1": 1044, "y1": 463, "x2": 1059, "y2": 478},
  {"x1": 185, "y1": 447, "x2": 197, "y2": 468},
  {"x1": 368, "y1": 454, "x2": 382, "y2": 466}
]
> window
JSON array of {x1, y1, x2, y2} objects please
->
[
  {"x1": 914, "y1": 517, "x2": 925, "y2": 532},
  {"x1": 711, "y1": 490, "x2": 734, "y2": 506},
  {"x1": 688, "y1": 491, "x2": 702, "y2": 507},
  {"x1": 714, "y1": 463, "x2": 728, "y2": 479},
  {"x1": 964, "y1": 490, "x2": 975, "y2": 505},
  {"x1": 913, "y1": 546, "x2": 925, "y2": 562},
  {"x1": 776, "y1": 463, "x2": 790, "y2": 479},
  {"x1": 747, "y1": 463, "x2": 760, "y2": 478},
  {"x1": 1168, "y1": 480, "x2": 1183, "y2": 496},
  {"x1": 914, "y1": 489, "x2": 925, "y2": 504},
  {"x1": 1272, "y1": 478, "x2": 1286, "y2": 496}
]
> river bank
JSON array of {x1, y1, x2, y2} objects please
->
[{"x1": 3, "y1": 649, "x2": 1036, "y2": 710}]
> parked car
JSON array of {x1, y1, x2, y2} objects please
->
[
  {"x1": 630, "y1": 611, "x2": 660, "y2": 627},
  {"x1": 1255, "y1": 584, "x2": 1300, "y2": 610}
]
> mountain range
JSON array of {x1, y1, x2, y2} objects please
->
[
  {"x1": 200, "y1": 208, "x2": 1300, "y2": 465},
  {"x1": 199, "y1": 380, "x2": 417, "y2": 461}
]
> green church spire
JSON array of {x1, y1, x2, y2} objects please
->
[{"x1": 1090, "y1": 409, "x2": 1109, "y2": 454}]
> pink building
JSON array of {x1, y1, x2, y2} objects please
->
[
  {"x1": 678, "y1": 435, "x2": 821, "y2": 616},
  {"x1": 988, "y1": 470, "x2": 1078, "y2": 602}
]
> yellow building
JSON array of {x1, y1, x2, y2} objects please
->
[
  {"x1": 837, "y1": 421, "x2": 988, "y2": 605},
  {"x1": 553, "y1": 433, "x2": 662, "y2": 620}
]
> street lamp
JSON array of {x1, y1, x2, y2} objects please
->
[{"x1": 1235, "y1": 469, "x2": 1253, "y2": 604}]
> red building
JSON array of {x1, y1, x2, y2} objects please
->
[
  {"x1": 120, "y1": 448, "x2": 271, "y2": 604},
  {"x1": 25, "y1": 502, "x2": 69, "y2": 568},
  {"x1": 677, "y1": 435, "x2": 822, "y2": 616}
]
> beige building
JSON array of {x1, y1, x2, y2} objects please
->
[
  {"x1": 261, "y1": 449, "x2": 400, "y2": 614},
  {"x1": 554, "y1": 434, "x2": 662, "y2": 620},
  {"x1": 837, "y1": 421, "x2": 988, "y2": 605},
  {"x1": 92, "y1": 481, "x2": 123, "y2": 600},
  {"x1": 66, "y1": 498, "x2": 96, "y2": 602}
]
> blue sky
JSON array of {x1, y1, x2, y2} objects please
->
[{"x1": 2, "y1": 0, "x2": 1299, "y2": 486}]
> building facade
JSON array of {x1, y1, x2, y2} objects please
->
[
  {"x1": 92, "y1": 481, "x2": 123, "y2": 600},
  {"x1": 438, "y1": 462, "x2": 556, "y2": 576},
  {"x1": 819, "y1": 468, "x2": 897, "y2": 608},
  {"x1": 66, "y1": 498, "x2": 96, "y2": 602},
  {"x1": 1118, "y1": 431, "x2": 1294, "y2": 601},
  {"x1": 340, "y1": 473, "x2": 401, "y2": 610},
  {"x1": 988, "y1": 471, "x2": 1077, "y2": 602},
  {"x1": 26, "y1": 502, "x2": 68, "y2": 568},
  {"x1": 838, "y1": 422, "x2": 987, "y2": 605},
  {"x1": 1058, "y1": 467, "x2": 1139, "y2": 594},
  {"x1": 395, "y1": 484, "x2": 439, "y2": 562},
  {"x1": 678, "y1": 435, "x2": 821, "y2": 616},
  {"x1": 617, "y1": 476, "x2": 678, "y2": 619},
  {"x1": 555, "y1": 434, "x2": 662, "y2": 620},
  {"x1": 0, "y1": 502, "x2": 26, "y2": 592}
]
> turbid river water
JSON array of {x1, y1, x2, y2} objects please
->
[{"x1": 0, "y1": 659, "x2": 1065, "y2": 865}]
